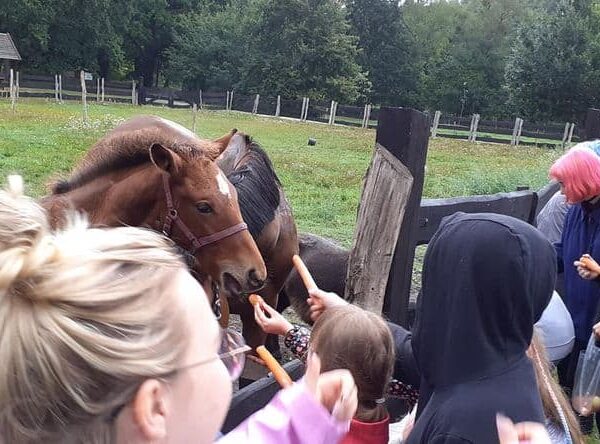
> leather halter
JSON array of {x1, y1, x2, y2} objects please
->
[{"x1": 161, "y1": 174, "x2": 248, "y2": 254}]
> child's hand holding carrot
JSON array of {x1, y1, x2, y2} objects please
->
[
  {"x1": 307, "y1": 288, "x2": 349, "y2": 322},
  {"x1": 575, "y1": 254, "x2": 600, "y2": 280},
  {"x1": 252, "y1": 295, "x2": 294, "y2": 336}
]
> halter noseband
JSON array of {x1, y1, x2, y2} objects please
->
[{"x1": 161, "y1": 174, "x2": 248, "y2": 254}]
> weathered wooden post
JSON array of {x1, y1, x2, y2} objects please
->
[
  {"x1": 330, "y1": 100, "x2": 337, "y2": 125},
  {"x1": 101, "y1": 77, "x2": 105, "y2": 102},
  {"x1": 199, "y1": 90, "x2": 203, "y2": 109},
  {"x1": 192, "y1": 103, "x2": 198, "y2": 133},
  {"x1": 516, "y1": 118, "x2": 524, "y2": 146},
  {"x1": 300, "y1": 97, "x2": 306, "y2": 120},
  {"x1": 468, "y1": 113, "x2": 480, "y2": 142},
  {"x1": 345, "y1": 108, "x2": 429, "y2": 324},
  {"x1": 275, "y1": 95, "x2": 281, "y2": 117},
  {"x1": 226, "y1": 91, "x2": 230, "y2": 111},
  {"x1": 15, "y1": 71, "x2": 19, "y2": 100},
  {"x1": 59, "y1": 74, "x2": 63, "y2": 103},
  {"x1": 561, "y1": 122, "x2": 570, "y2": 150},
  {"x1": 9, "y1": 69, "x2": 15, "y2": 112},
  {"x1": 229, "y1": 90, "x2": 234, "y2": 111},
  {"x1": 252, "y1": 94, "x2": 260, "y2": 114},
  {"x1": 567, "y1": 123, "x2": 575, "y2": 145},
  {"x1": 431, "y1": 110, "x2": 441, "y2": 138},
  {"x1": 361, "y1": 104, "x2": 369, "y2": 128},
  {"x1": 55, "y1": 74, "x2": 60, "y2": 103},
  {"x1": 365, "y1": 104, "x2": 371, "y2": 128},
  {"x1": 131, "y1": 80, "x2": 136, "y2": 105},
  {"x1": 96, "y1": 78, "x2": 100, "y2": 102},
  {"x1": 80, "y1": 70, "x2": 88, "y2": 124}
]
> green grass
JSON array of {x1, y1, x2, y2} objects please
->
[{"x1": 0, "y1": 99, "x2": 561, "y2": 247}]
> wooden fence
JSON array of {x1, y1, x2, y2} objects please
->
[{"x1": 0, "y1": 71, "x2": 586, "y2": 148}]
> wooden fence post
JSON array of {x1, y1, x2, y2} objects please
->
[
  {"x1": 361, "y1": 104, "x2": 369, "y2": 128},
  {"x1": 101, "y1": 77, "x2": 104, "y2": 102},
  {"x1": 252, "y1": 94, "x2": 260, "y2": 114},
  {"x1": 431, "y1": 110, "x2": 441, "y2": 138},
  {"x1": 230, "y1": 90, "x2": 234, "y2": 110},
  {"x1": 226, "y1": 91, "x2": 230, "y2": 111},
  {"x1": 300, "y1": 97, "x2": 306, "y2": 120},
  {"x1": 15, "y1": 71, "x2": 19, "y2": 100},
  {"x1": 365, "y1": 104, "x2": 371, "y2": 128},
  {"x1": 468, "y1": 113, "x2": 480, "y2": 142},
  {"x1": 516, "y1": 118, "x2": 524, "y2": 146},
  {"x1": 377, "y1": 108, "x2": 430, "y2": 325},
  {"x1": 131, "y1": 80, "x2": 136, "y2": 105},
  {"x1": 80, "y1": 70, "x2": 88, "y2": 124},
  {"x1": 561, "y1": 122, "x2": 570, "y2": 150},
  {"x1": 344, "y1": 108, "x2": 429, "y2": 324},
  {"x1": 303, "y1": 98, "x2": 310, "y2": 121},
  {"x1": 330, "y1": 100, "x2": 337, "y2": 126},
  {"x1": 199, "y1": 90, "x2": 203, "y2": 109},
  {"x1": 275, "y1": 95, "x2": 281, "y2": 117},
  {"x1": 511, "y1": 117, "x2": 520, "y2": 146},
  {"x1": 55, "y1": 74, "x2": 59, "y2": 103},
  {"x1": 96, "y1": 78, "x2": 100, "y2": 102},
  {"x1": 333, "y1": 101, "x2": 338, "y2": 125},
  {"x1": 192, "y1": 103, "x2": 198, "y2": 133},
  {"x1": 59, "y1": 74, "x2": 63, "y2": 103},
  {"x1": 567, "y1": 123, "x2": 575, "y2": 145},
  {"x1": 9, "y1": 69, "x2": 15, "y2": 112}
]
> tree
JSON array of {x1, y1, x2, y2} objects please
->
[
  {"x1": 347, "y1": 0, "x2": 418, "y2": 107},
  {"x1": 240, "y1": 0, "x2": 370, "y2": 103},
  {"x1": 504, "y1": 1, "x2": 590, "y2": 121}
]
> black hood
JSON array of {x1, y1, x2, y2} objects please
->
[{"x1": 413, "y1": 213, "x2": 556, "y2": 389}]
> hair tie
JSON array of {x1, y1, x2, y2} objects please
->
[{"x1": 374, "y1": 397, "x2": 386, "y2": 405}]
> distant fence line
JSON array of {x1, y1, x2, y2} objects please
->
[{"x1": 0, "y1": 71, "x2": 581, "y2": 148}]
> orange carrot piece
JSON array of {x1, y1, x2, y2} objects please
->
[
  {"x1": 256, "y1": 345, "x2": 293, "y2": 388},
  {"x1": 249, "y1": 294, "x2": 264, "y2": 307},
  {"x1": 292, "y1": 254, "x2": 317, "y2": 291}
]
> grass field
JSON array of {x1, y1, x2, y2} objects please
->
[{"x1": 0, "y1": 99, "x2": 561, "y2": 246}]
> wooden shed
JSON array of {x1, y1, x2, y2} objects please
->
[{"x1": 0, "y1": 33, "x2": 21, "y2": 82}]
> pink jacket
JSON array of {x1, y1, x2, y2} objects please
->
[{"x1": 218, "y1": 382, "x2": 350, "y2": 444}]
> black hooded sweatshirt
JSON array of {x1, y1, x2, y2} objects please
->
[{"x1": 406, "y1": 213, "x2": 556, "y2": 444}]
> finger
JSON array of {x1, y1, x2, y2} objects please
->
[
  {"x1": 583, "y1": 254, "x2": 592, "y2": 259},
  {"x1": 304, "y1": 351, "x2": 321, "y2": 395},
  {"x1": 496, "y1": 414, "x2": 518, "y2": 444},
  {"x1": 261, "y1": 302, "x2": 279, "y2": 316},
  {"x1": 514, "y1": 422, "x2": 552, "y2": 443},
  {"x1": 575, "y1": 261, "x2": 584, "y2": 267},
  {"x1": 254, "y1": 303, "x2": 270, "y2": 326},
  {"x1": 247, "y1": 354, "x2": 266, "y2": 366}
]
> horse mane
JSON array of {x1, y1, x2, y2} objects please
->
[
  {"x1": 52, "y1": 127, "x2": 207, "y2": 194},
  {"x1": 226, "y1": 138, "x2": 281, "y2": 238}
]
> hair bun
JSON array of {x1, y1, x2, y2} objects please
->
[{"x1": 0, "y1": 175, "x2": 57, "y2": 294}]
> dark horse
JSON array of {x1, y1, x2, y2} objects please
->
[
  {"x1": 42, "y1": 116, "x2": 267, "y2": 319},
  {"x1": 218, "y1": 132, "x2": 299, "y2": 350}
]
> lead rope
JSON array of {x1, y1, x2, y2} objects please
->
[{"x1": 532, "y1": 344, "x2": 573, "y2": 444}]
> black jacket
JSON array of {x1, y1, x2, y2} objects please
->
[{"x1": 406, "y1": 213, "x2": 556, "y2": 444}]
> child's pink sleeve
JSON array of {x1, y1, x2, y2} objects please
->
[{"x1": 217, "y1": 381, "x2": 350, "y2": 444}]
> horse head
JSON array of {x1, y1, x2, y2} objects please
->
[{"x1": 148, "y1": 127, "x2": 267, "y2": 297}]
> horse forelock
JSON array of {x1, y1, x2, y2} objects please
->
[{"x1": 52, "y1": 128, "x2": 210, "y2": 194}]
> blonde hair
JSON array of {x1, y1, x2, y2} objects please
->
[
  {"x1": 310, "y1": 305, "x2": 395, "y2": 422},
  {"x1": 0, "y1": 176, "x2": 188, "y2": 443},
  {"x1": 528, "y1": 330, "x2": 584, "y2": 444}
]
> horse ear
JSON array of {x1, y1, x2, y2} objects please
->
[
  {"x1": 149, "y1": 143, "x2": 181, "y2": 175},
  {"x1": 206, "y1": 129, "x2": 238, "y2": 160}
]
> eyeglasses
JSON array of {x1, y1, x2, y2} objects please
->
[
  {"x1": 107, "y1": 328, "x2": 249, "y2": 421},
  {"x1": 176, "y1": 328, "x2": 250, "y2": 381}
]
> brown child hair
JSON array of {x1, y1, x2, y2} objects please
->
[{"x1": 310, "y1": 304, "x2": 395, "y2": 422}]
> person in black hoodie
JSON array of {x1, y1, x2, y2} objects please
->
[{"x1": 405, "y1": 212, "x2": 556, "y2": 444}]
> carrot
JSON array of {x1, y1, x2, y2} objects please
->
[
  {"x1": 256, "y1": 345, "x2": 293, "y2": 388},
  {"x1": 249, "y1": 294, "x2": 264, "y2": 307},
  {"x1": 292, "y1": 254, "x2": 317, "y2": 291}
]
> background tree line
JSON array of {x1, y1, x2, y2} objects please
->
[{"x1": 2, "y1": 0, "x2": 599, "y2": 122}]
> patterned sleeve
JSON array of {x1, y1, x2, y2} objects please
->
[
  {"x1": 388, "y1": 378, "x2": 419, "y2": 407},
  {"x1": 283, "y1": 325, "x2": 311, "y2": 361}
]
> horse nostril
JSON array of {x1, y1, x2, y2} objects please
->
[{"x1": 248, "y1": 269, "x2": 265, "y2": 289}]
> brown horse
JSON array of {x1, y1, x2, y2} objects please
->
[
  {"x1": 218, "y1": 132, "x2": 298, "y2": 351},
  {"x1": 42, "y1": 116, "x2": 267, "y2": 320}
]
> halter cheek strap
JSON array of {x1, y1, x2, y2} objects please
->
[{"x1": 161, "y1": 174, "x2": 248, "y2": 254}]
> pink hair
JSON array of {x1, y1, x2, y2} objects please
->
[{"x1": 549, "y1": 147, "x2": 600, "y2": 203}]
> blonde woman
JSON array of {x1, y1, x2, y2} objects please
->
[{"x1": 0, "y1": 176, "x2": 357, "y2": 444}]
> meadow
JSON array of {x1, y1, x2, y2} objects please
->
[{"x1": 0, "y1": 99, "x2": 561, "y2": 247}]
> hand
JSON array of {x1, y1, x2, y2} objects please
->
[
  {"x1": 594, "y1": 322, "x2": 600, "y2": 340},
  {"x1": 304, "y1": 352, "x2": 358, "y2": 422},
  {"x1": 574, "y1": 254, "x2": 600, "y2": 280},
  {"x1": 254, "y1": 300, "x2": 294, "y2": 336},
  {"x1": 307, "y1": 288, "x2": 349, "y2": 322},
  {"x1": 496, "y1": 414, "x2": 551, "y2": 444}
]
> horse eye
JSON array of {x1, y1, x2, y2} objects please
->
[{"x1": 196, "y1": 202, "x2": 213, "y2": 214}]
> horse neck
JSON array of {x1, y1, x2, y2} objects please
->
[{"x1": 53, "y1": 164, "x2": 164, "y2": 228}]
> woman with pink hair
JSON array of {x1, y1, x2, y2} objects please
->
[{"x1": 550, "y1": 143, "x2": 600, "y2": 434}]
